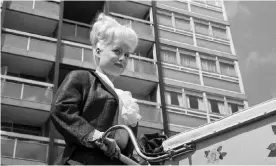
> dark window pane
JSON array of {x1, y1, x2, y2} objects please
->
[
  {"x1": 231, "y1": 103, "x2": 239, "y2": 113},
  {"x1": 1, "y1": 123, "x2": 42, "y2": 136},
  {"x1": 189, "y1": 96, "x2": 198, "y2": 109},
  {"x1": 20, "y1": 73, "x2": 46, "y2": 82},
  {"x1": 170, "y1": 92, "x2": 179, "y2": 106},
  {"x1": 210, "y1": 99, "x2": 219, "y2": 113}
]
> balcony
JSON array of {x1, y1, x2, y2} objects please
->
[
  {"x1": 137, "y1": 100, "x2": 162, "y2": 124},
  {"x1": 4, "y1": 0, "x2": 59, "y2": 37},
  {"x1": 202, "y1": 73, "x2": 241, "y2": 93},
  {"x1": 136, "y1": 100, "x2": 164, "y2": 137},
  {"x1": 63, "y1": 1, "x2": 104, "y2": 24},
  {"x1": 190, "y1": 3, "x2": 224, "y2": 20},
  {"x1": 1, "y1": 131, "x2": 65, "y2": 165},
  {"x1": 156, "y1": 1, "x2": 188, "y2": 11},
  {"x1": 60, "y1": 41, "x2": 96, "y2": 69},
  {"x1": 159, "y1": 28, "x2": 194, "y2": 47},
  {"x1": 125, "y1": 55, "x2": 157, "y2": 77},
  {"x1": 1, "y1": 29, "x2": 57, "y2": 62},
  {"x1": 1, "y1": 75, "x2": 53, "y2": 126},
  {"x1": 60, "y1": 40, "x2": 157, "y2": 80},
  {"x1": 196, "y1": 35, "x2": 232, "y2": 54},
  {"x1": 62, "y1": 19, "x2": 91, "y2": 45},
  {"x1": 109, "y1": 1, "x2": 151, "y2": 21},
  {"x1": 210, "y1": 112, "x2": 225, "y2": 122},
  {"x1": 167, "y1": 106, "x2": 208, "y2": 129},
  {"x1": 110, "y1": 12, "x2": 154, "y2": 41},
  {"x1": 162, "y1": 65, "x2": 201, "y2": 85}
]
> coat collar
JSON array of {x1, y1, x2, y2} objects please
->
[{"x1": 91, "y1": 70, "x2": 119, "y2": 103}]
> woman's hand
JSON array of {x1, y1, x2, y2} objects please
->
[{"x1": 103, "y1": 137, "x2": 121, "y2": 159}]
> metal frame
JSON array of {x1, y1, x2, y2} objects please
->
[
  {"x1": 47, "y1": 1, "x2": 64, "y2": 164},
  {"x1": 152, "y1": 0, "x2": 169, "y2": 136}
]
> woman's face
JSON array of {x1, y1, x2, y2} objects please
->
[{"x1": 97, "y1": 42, "x2": 131, "y2": 77}]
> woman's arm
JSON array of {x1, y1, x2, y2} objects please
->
[
  {"x1": 50, "y1": 70, "x2": 101, "y2": 148},
  {"x1": 122, "y1": 123, "x2": 138, "y2": 157}
]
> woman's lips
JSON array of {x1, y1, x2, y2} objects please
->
[{"x1": 114, "y1": 63, "x2": 124, "y2": 68}]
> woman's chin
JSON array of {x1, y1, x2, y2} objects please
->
[
  {"x1": 107, "y1": 70, "x2": 124, "y2": 78},
  {"x1": 113, "y1": 69, "x2": 126, "y2": 76}
]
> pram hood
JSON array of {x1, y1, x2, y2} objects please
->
[{"x1": 162, "y1": 98, "x2": 276, "y2": 151}]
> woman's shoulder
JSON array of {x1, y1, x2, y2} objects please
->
[{"x1": 67, "y1": 70, "x2": 97, "y2": 84}]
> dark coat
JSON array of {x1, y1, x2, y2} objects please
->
[{"x1": 50, "y1": 70, "x2": 137, "y2": 165}]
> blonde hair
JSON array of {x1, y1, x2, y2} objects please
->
[{"x1": 90, "y1": 13, "x2": 138, "y2": 52}]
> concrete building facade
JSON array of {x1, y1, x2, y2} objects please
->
[{"x1": 0, "y1": 0, "x2": 247, "y2": 164}]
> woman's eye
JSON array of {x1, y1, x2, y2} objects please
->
[
  {"x1": 124, "y1": 53, "x2": 130, "y2": 58},
  {"x1": 113, "y1": 49, "x2": 121, "y2": 55}
]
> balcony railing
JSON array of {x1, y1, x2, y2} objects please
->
[
  {"x1": 126, "y1": 55, "x2": 157, "y2": 76},
  {"x1": 62, "y1": 19, "x2": 91, "y2": 45},
  {"x1": 159, "y1": 28, "x2": 194, "y2": 46},
  {"x1": 1, "y1": 131, "x2": 64, "y2": 163},
  {"x1": 110, "y1": 12, "x2": 154, "y2": 39},
  {"x1": 7, "y1": 0, "x2": 60, "y2": 20},
  {"x1": 61, "y1": 41, "x2": 95, "y2": 69},
  {"x1": 1, "y1": 28, "x2": 57, "y2": 60},
  {"x1": 60, "y1": 41, "x2": 157, "y2": 76},
  {"x1": 196, "y1": 35, "x2": 231, "y2": 53},
  {"x1": 190, "y1": 3, "x2": 224, "y2": 20},
  {"x1": 167, "y1": 106, "x2": 208, "y2": 128},
  {"x1": 157, "y1": 1, "x2": 188, "y2": 11},
  {"x1": 202, "y1": 74, "x2": 240, "y2": 93},
  {"x1": 210, "y1": 112, "x2": 225, "y2": 121},
  {"x1": 1, "y1": 75, "x2": 53, "y2": 105},
  {"x1": 137, "y1": 100, "x2": 162, "y2": 124},
  {"x1": 162, "y1": 65, "x2": 201, "y2": 85}
]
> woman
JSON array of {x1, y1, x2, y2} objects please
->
[{"x1": 50, "y1": 13, "x2": 140, "y2": 165}]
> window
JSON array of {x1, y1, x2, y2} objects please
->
[
  {"x1": 161, "y1": 50, "x2": 177, "y2": 64},
  {"x1": 209, "y1": 99, "x2": 219, "y2": 113},
  {"x1": 20, "y1": 73, "x2": 46, "y2": 82},
  {"x1": 194, "y1": 21, "x2": 209, "y2": 35},
  {"x1": 180, "y1": 54, "x2": 197, "y2": 68},
  {"x1": 209, "y1": 99, "x2": 227, "y2": 115},
  {"x1": 165, "y1": 91, "x2": 183, "y2": 106},
  {"x1": 1, "y1": 122, "x2": 42, "y2": 136},
  {"x1": 212, "y1": 25, "x2": 227, "y2": 39},
  {"x1": 188, "y1": 95, "x2": 198, "y2": 109},
  {"x1": 201, "y1": 58, "x2": 217, "y2": 72},
  {"x1": 157, "y1": 10, "x2": 172, "y2": 27},
  {"x1": 186, "y1": 92, "x2": 205, "y2": 111},
  {"x1": 220, "y1": 62, "x2": 236, "y2": 76},
  {"x1": 175, "y1": 14, "x2": 190, "y2": 31},
  {"x1": 228, "y1": 103, "x2": 243, "y2": 114}
]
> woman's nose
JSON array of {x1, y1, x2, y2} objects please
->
[{"x1": 118, "y1": 54, "x2": 126, "y2": 62}]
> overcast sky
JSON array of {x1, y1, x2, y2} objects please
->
[{"x1": 224, "y1": 1, "x2": 276, "y2": 106}]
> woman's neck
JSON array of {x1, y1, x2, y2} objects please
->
[{"x1": 96, "y1": 67, "x2": 115, "y2": 82}]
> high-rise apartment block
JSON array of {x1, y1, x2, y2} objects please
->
[{"x1": 1, "y1": 0, "x2": 247, "y2": 164}]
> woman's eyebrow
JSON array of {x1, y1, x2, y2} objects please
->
[{"x1": 112, "y1": 45, "x2": 122, "y2": 50}]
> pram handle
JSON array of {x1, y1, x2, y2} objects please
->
[
  {"x1": 96, "y1": 141, "x2": 140, "y2": 165},
  {"x1": 98, "y1": 125, "x2": 195, "y2": 164}
]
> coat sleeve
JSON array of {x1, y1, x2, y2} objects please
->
[{"x1": 50, "y1": 70, "x2": 102, "y2": 148}]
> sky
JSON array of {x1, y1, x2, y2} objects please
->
[{"x1": 224, "y1": 1, "x2": 276, "y2": 106}]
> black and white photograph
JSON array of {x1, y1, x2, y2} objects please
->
[{"x1": 1, "y1": 0, "x2": 276, "y2": 165}]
